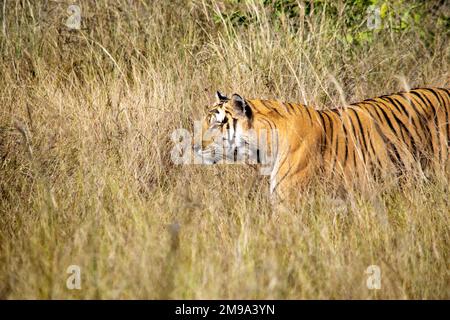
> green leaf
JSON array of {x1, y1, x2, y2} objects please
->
[{"x1": 380, "y1": 3, "x2": 388, "y2": 19}]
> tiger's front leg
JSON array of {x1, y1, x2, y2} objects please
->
[{"x1": 269, "y1": 148, "x2": 320, "y2": 212}]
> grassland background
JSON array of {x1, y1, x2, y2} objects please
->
[{"x1": 0, "y1": 0, "x2": 449, "y2": 299}]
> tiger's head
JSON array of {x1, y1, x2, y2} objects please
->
[{"x1": 194, "y1": 91, "x2": 256, "y2": 164}]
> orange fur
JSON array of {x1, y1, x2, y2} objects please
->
[{"x1": 197, "y1": 88, "x2": 450, "y2": 202}]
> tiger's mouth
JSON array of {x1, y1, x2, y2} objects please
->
[
  {"x1": 195, "y1": 144, "x2": 266, "y2": 166},
  {"x1": 193, "y1": 143, "x2": 223, "y2": 164},
  {"x1": 194, "y1": 143, "x2": 241, "y2": 164}
]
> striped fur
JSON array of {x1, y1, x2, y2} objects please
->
[{"x1": 195, "y1": 88, "x2": 450, "y2": 201}]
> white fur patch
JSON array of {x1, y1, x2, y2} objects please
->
[{"x1": 215, "y1": 109, "x2": 226, "y2": 123}]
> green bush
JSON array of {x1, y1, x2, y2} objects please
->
[{"x1": 213, "y1": 0, "x2": 449, "y2": 47}]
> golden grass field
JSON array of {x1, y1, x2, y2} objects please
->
[{"x1": 0, "y1": 1, "x2": 449, "y2": 299}]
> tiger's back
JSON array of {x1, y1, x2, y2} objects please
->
[{"x1": 313, "y1": 87, "x2": 449, "y2": 184}]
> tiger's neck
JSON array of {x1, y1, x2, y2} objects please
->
[{"x1": 248, "y1": 102, "x2": 321, "y2": 197}]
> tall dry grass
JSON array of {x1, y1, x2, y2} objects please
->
[{"x1": 0, "y1": 0, "x2": 449, "y2": 299}]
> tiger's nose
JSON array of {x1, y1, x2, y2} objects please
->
[{"x1": 193, "y1": 144, "x2": 201, "y2": 153}]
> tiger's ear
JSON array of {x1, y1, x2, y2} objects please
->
[
  {"x1": 232, "y1": 93, "x2": 251, "y2": 118},
  {"x1": 215, "y1": 91, "x2": 229, "y2": 103}
]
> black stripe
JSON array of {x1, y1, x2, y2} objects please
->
[
  {"x1": 274, "y1": 165, "x2": 294, "y2": 194},
  {"x1": 410, "y1": 91, "x2": 441, "y2": 162},
  {"x1": 388, "y1": 98, "x2": 404, "y2": 116},
  {"x1": 271, "y1": 147, "x2": 292, "y2": 193},
  {"x1": 378, "y1": 98, "x2": 421, "y2": 159},
  {"x1": 425, "y1": 88, "x2": 449, "y2": 146},
  {"x1": 360, "y1": 101, "x2": 406, "y2": 169},
  {"x1": 412, "y1": 90, "x2": 438, "y2": 118},
  {"x1": 342, "y1": 119, "x2": 349, "y2": 167},
  {"x1": 369, "y1": 101, "x2": 398, "y2": 137},
  {"x1": 232, "y1": 118, "x2": 238, "y2": 158},
  {"x1": 283, "y1": 102, "x2": 295, "y2": 114},
  {"x1": 358, "y1": 101, "x2": 386, "y2": 167},
  {"x1": 372, "y1": 120, "x2": 405, "y2": 171},
  {"x1": 349, "y1": 109, "x2": 369, "y2": 163},
  {"x1": 322, "y1": 111, "x2": 335, "y2": 161},
  {"x1": 386, "y1": 95, "x2": 424, "y2": 139},
  {"x1": 261, "y1": 100, "x2": 283, "y2": 117},
  {"x1": 304, "y1": 106, "x2": 314, "y2": 125},
  {"x1": 346, "y1": 111, "x2": 359, "y2": 166},
  {"x1": 388, "y1": 96, "x2": 410, "y2": 116},
  {"x1": 409, "y1": 91, "x2": 436, "y2": 118},
  {"x1": 259, "y1": 118, "x2": 275, "y2": 132},
  {"x1": 246, "y1": 100, "x2": 258, "y2": 114},
  {"x1": 412, "y1": 90, "x2": 441, "y2": 158},
  {"x1": 361, "y1": 100, "x2": 385, "y2": 124},
  {"x1": 357, "y1": 109, "x2": 383, "y2": 171},
  {"x1": 325, "y1": 111, "x2": 340, "y2": 171},
  {"x1": 372, "y1": 100, "x2": 401, "y2": 137},
  {"x1": 425, "y1": 87, "x2": 446, "y2": 107},
  {"x1": 406, "y1": 93, "x2": 435, "y2": 158},
  {"x1": 382, "y1": 96, "x2": 425, "y2": 141},
  {"x1": 367, "y1": 131, "x2": 383, "y2": 170},
  {"x1": 399, "y1": 92, "x2": 427, "y2": 118},
  {"x1": 396, "y1": 94, "x2": 431, "y2": 146},
  {"x1": 317, "y1": 111, "x2": 328, "y2": 156}
]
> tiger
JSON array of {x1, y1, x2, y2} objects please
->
[{"x1": 194, "y1": 88, "x2": 450, "y2": 203}]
